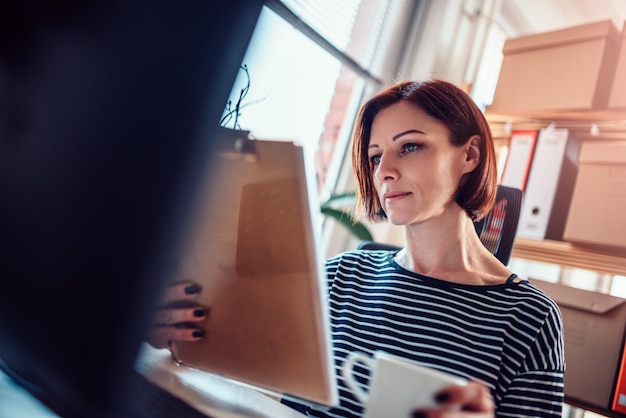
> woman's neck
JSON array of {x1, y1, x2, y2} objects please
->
[{"x1": 399, "y1": 211, "x2": 510, "y2": 284}]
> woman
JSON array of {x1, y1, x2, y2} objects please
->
[{"x1": 151, "y1": 80, "x2": 565, "y2": 417}]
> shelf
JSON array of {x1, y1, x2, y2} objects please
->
[
  {"x1": 486, "y1": 109, "x2": 626, "y2": 122},
  {"x1": 485, "y1": 110, "x2": 626, "y2": 141},
  {"x1": 489, "y1": 109, "x2": 626, "y2": 276},
  {"x1": 512, "y1": 238, "x2": 626, "y2": 276}
]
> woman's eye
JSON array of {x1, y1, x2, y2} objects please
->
[
  {"x1": 368, "y1": 154, "x2": 381, "y2": 165},
  {"x1": 401, "y1": 143, "x2": 422, "y2": 153}
]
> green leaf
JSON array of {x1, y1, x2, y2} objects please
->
[
  {"x1": 320, "y1": 190, "x2": 357, "y2": 208},
  {"x1": 320, "y1": 207, "x2": 373, "y2": 241}
]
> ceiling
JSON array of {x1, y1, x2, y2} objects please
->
[{"x1": 496, "y1": 0, "x2": 626, "y2": 37}]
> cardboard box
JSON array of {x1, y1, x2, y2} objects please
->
[
  {"x1": 490, "y1": 20, "x2": 621, "y2": 113},
  {"x1": 564, "y1": 141, "x2": 626, "y2": 248},
  {"x1": 532, "y1": 280, "x2": 626, "y2": 411},
  {"x1": 609, "y1": 22, "x2": 626, "y2": 109}
]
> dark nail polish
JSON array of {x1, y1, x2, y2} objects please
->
[
  {"x1": 434, "y1": 392, "x2": 451, "y2": 403},
  {"x1": 411, "y1": 413, "x2": 427, "y2": 418},
  {"x1": 184, "y1": 284, "x2": 199, "y2": 294},
  {"x1": 192, "y1": 330, "x2": 204, "y2": 338},
  {"x1": 193, "y1": 309, "x2": 205, "y2": 317}
]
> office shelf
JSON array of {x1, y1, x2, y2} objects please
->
[
  {"x1": 486, "y1": 110, "x2": 626, "y2": 141},
  {"x1": 512, "y1": 238, "x2": 626, "y2": 277},
  {"x1": 487, "y1": 110, "x2": 626, "y2": 277}
]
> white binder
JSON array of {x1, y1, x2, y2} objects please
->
[
  {"x1": 500, "y1": 130, "x2": 538, "y2": 191},
  {"x1": 516, "y1": 127, "x2": 581, "y2": 240}
]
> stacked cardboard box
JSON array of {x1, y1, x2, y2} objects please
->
[
  {"x1": 490, "y1": 20, "x2": 622, "y2": 113},
  {"x1": 564, "y1": 141, "x2": 626, "y2": 248},
  {"x1": 609, "y1": 21, "x2": 626, "y2": 109}
]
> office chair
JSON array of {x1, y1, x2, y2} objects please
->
[{"x1": 358, "y1": 185, "x2": 523, "y2": 266}]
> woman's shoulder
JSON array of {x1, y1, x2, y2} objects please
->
[
  {"x1": 327, "y1": 248, "x2": 397, "y2": 263},
  {"x1": 510, "y1": 279, "x2": 563, "y2": 317},
  {"x1": 326, "y1": 248, "x2": 398, "y2": 271}
]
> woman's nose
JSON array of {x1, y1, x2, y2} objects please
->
[{"x1": 374, "y1": 154, "x2": 399, "y2": 181}]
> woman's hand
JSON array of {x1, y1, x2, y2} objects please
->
[
  {"x1": 147, "y1": 281, "x2": 208, "y2": 349},
  {"x1": 411, "y1": 382, "x2": 495, "y2": 418}
]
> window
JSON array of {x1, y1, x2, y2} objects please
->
[{"x1": 222, "y1": 0, "x2": 420, "y2": 201}]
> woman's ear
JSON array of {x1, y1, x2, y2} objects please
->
[{"x1": 462, "y1": 135, "x2": 481, "y2": 174}]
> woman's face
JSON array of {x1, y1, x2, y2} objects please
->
[{"x1": 367, "y1": 101, "x2": 475, "y2": 226}]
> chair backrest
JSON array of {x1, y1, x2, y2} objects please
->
[{"x1": 358, "y1": 185, "x2": 523, "y2": 266}]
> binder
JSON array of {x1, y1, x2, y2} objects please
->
[
  {"x1": 613, "y1": 343, "x2": 626, "y2": 413},
  {"x1": 516, "y1": 127, "x2": 581, "y2": 240},
  {"x1": 499, "y1": 130, "x2": 538, "y2": 191}
]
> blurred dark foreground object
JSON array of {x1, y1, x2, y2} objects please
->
[{"x1": 0, "y1": 0, "x2": 263, "y2": 416}]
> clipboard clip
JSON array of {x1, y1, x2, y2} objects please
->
[{"x1": 215, "y1": 127, "x2": 258, "y2": 162}]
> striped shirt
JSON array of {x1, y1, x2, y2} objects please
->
[{"x1": 284, "y1": 249, "x2": 565, "y2": 417}]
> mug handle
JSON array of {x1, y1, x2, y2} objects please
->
[{"x1": 341, "y1": 352, "x2": 374, "y2": 403}]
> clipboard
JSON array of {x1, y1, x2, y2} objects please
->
[{"x1": 169, "y1": 131, "x2": 338, "y2": 407}]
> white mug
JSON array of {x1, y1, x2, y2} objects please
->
[{"x1": 341, "y1": 351, "x2": 467, "y2": 418}]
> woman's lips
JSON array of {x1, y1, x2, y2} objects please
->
[{"x1": 383, "y1": 191, "x2": 410, "y2": 201}]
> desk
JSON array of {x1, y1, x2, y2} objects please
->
[
  {"x1": 0, "y1": 367, "x2": 59, "y2": 417},
  {"x1": 136, "y1": 344, "x2": 306, "y2": 418}
]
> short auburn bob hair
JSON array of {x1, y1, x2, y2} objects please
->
[{"x1": 351, "y1": 79, "x2": 498, "y2": 222}]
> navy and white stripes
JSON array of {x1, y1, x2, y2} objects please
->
[{"x1": 288, "y1": 249, "x2": 565, "y2": 417}]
